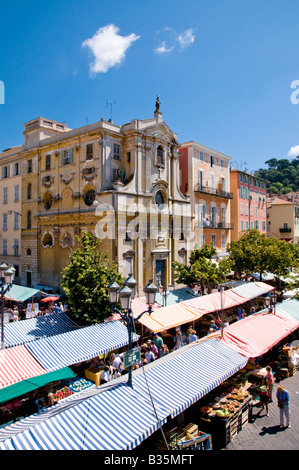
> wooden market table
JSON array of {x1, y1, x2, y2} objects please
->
[{"x1": 199, "y1": 396, "x2": 252, "y2": 449}]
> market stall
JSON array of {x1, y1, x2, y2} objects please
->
[
  {"x1": 0, "y1": 312, "x2": 79, "y2": 348},
  {"x1": 25, "y1": 320, "x2": 139, "y2": 372},
  {"x1": 0, "y1": 382, "x2": 169, "y2": 450},
  {"x1": 219, "y1": 310, "x2": 299, "y2": 358},
  {"x1": 0, "y1": 345, "x2": 47, "y2": 389}
]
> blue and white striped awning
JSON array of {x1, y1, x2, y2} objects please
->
[
  {"x1": 132, "y1": 338, "x2": 248, "y2": 419},
  {"x1": 0, "y1": 337, "x2": 246, "y2": 450},
  {"x1": 0, "y1": 313, "x2": 79, "y2": 348},
  {"x1": 0, "y1": 383, "x2": 167, "y2": 450},
  {"x1": 25, "y1": 320, "x2": 139, "y2": 372}
]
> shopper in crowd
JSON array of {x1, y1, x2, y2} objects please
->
[
  {"x1": 265, "y1": 365, "x2": 275, "y2": 401},
  {"x1": 161, "y1": 331, "x2": 175, "y2": 351},
  {"x1": 145, "y1": 346, "x2": 155, "y2": 363},
  {"x1": 277, "y1": 385, "x2": 291, "y2": 428},
  {"x1": 149, "y1": 340, "x2": 159, "y2": 358},
  {"x1": 54, "y1": 304, "x2": 59, "y2": 314},
  {"x1": 153, "y1": 333, "x2": 163, "y2": 352},
  {"x1": 188, "y1": 329, "x2": 198, "y2": 344},
  {"x1": 258, "y1": 385, "x2": 269, "y2": 416},
  {"x1": 12, "y1": 305, "x2": 19, "y2": 321},
  {"x1": 47, "y1": 392, "x2": 58, "y2": 407},
  {"x1": 110, "y1": 353, "x2": 122, "y2": 370},
  {"x1": 100, "y1": 366, "x2": 111, "y2": 384},
  {"x1": 141, "y1": 353, "x2": 147, "y2": 366},
  {"x1": 174, "y1": 327, "x2": 182, "y2": 349},
  {"x1": 159, "y1": 344, "x2": 167, "y2": 357},
  {"x1": 236, "y1": 307, "x2": 244, "y2": 321},
  {"x1": 249, "y1": 306, "x2": 255, "y2": 315}
]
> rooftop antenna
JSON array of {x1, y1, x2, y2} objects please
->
[{"x1": 106, "y1": 99, "x2": 116, "y2": 121}]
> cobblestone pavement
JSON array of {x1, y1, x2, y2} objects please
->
[{"x1": 225, "y1": 371, "x2": 299, "y2": 450}]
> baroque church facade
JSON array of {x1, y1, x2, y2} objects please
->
[{"x1": 18, "y1": 101, "x2": 192, "y2": 295}]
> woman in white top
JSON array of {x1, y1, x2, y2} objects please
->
[{"x1": 174, "y1": 328, "x2": 182, "y2": 349}]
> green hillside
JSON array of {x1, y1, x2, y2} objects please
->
[{"x1": 255, "y1": 157, "x2": 299, "y2": 194}]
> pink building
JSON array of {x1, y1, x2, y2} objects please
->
[
  {"x1": 230, "y1": 169, "x2": 267, "y2": 241},
  {"x1": 179, "y1": 141, "x2": 232, "y2": 254}
]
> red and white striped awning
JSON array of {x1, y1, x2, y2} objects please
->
[{"x1": 0, "y1": 345, "x2": 46, "y2": 389}]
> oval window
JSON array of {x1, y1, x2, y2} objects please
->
[
  {"x1": 43, "y1": 192, "x2": 53, "y2": 210},
  {"x1": 83, "y1": 189, "x2": 96, "y2": 206},
  {"x1": 155, "y1": 190, "x2": 165, "y2": 210}
]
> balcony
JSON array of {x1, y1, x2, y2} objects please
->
[
  {"x1": 196, "y1": 220, "x2": 234, "y2": 230},
  {"x1": 279, "y1": 227, "x2": 292, "y2": 233},
  {"x1": 194, "y1": 184, "x2": 233, "y2": 199}
]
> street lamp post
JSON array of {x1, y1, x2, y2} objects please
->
[
  {"x1": 0, "y1": 262, "x2": 16, "y2": 349},
  {"x1": 107, "y1": 274, "x2": 158, "y2": 387},
  {"x1": 159, "y1": 283, "x2": 174, "y2": 307},
  {"x1": 265, "y1": 291, "x2": 277, "y2": 314}
]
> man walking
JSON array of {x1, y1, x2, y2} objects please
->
[{"x1": 276, "y1": 385, "x2": 291, "y2": 428}]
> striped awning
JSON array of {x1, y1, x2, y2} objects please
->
[
  {"x1": 231, "y1": 281, "x2": 274, "y2": 299},
  {"x1": 182, "y1": 289, "x2": 247, "y2": 315},
  {"x1": 136, "y1": 302, "x2": 202, "y2": 333},
  {"x1": 274, "y1": 299, "x2": 299, "y2": 321},
  {"x1": 0, "y1": 383, "x2": 167, "y2": 450},
  {"x1": 136, "y1": 282, "x2": 274, "y2": 332},
  {"x1": 0, "y1": 345, "x2": 46, "y2": 389},
  {"x1": 4, "y1": 285, "x2": 41, "y2": 302},
  {"x1": 132, "y1": 338, "x2": 247, "y2": 419},
  {"x1": 0, "y1": 367, "x2": 76, "y2": 404},
  {"x1": 25, "y1": 320, "x2": 139, "y2": 372},
  {"x1": 220, "y1": 310, "x2": 299, "y2": 358},
  {"x1": 0, "y1": 313, "x2": 79, "y2": 348}
]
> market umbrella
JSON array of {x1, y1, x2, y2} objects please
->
[{"x1": 40, "y1": 296, "x2": 60, "y2": 303}]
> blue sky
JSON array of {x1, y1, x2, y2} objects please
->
[{"x1": 1, "y1": 0, "x2": 299, "y2": 172}]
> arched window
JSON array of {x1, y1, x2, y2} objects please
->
[
  {"x1": 42, "y1": 233, "x2": 53, "y2": 247},
  {"x1": 27, "y1": 183, "x2": 32, "y2": 200},
  {"x1": 27, "y1": 211, "x2": 31, "y2": 229},
  {"x1": 157, "y1": 145, "x2": 164, "y2": 166}
]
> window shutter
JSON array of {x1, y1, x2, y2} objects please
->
[
  {"x1": 69, "y1": 148, "x2": 74, "y2": 164},
  {"x1": 61, "y1": 150, "x2": 65, "y2": 166}
]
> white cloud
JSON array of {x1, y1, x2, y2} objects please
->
[
  {"x1": 155, "y1": 41, "x2": 174, "y2": 54},
  {"x1": 154, "y1": 27, "x2": 196, "y2": 54},
  {"x1": 177, "y1": 28, "x2": 196, "y2": 49},
  {"x1": 82, "y1": 24, "x2": 140, "y2": 75},
  {"x1": 287, "y1": 145, "x2": 299, "y2": 158}
]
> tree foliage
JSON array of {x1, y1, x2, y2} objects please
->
[
  {"x1": 255, "y1": 157, "x2": 299, "y2": 194},
  {"x1": 61, "y1": 231, "x2": 123, "y2": 325},
  {"x1": 172, "y1": 244, "x2": 231, "y2": 292},
  {"x1": 226, "y1": 229, "x2": 299, "y2": 279}
]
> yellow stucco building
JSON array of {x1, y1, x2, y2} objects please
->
[
  {"x1": 267, "y1": 196, "x2": 299, "y2": 244},
  {"x1": 0, "y1": 145, "x2": 23, "y2": 283}
]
